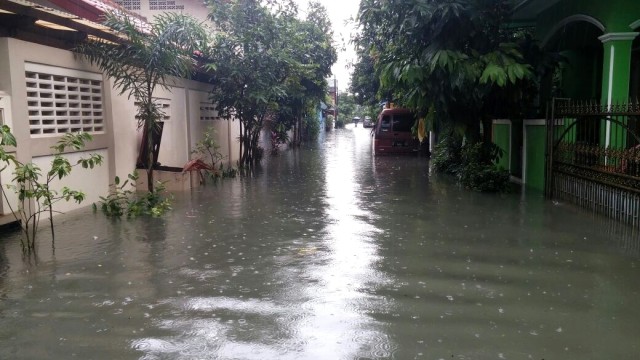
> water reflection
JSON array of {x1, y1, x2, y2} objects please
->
[
  {"x1": 294, "y1": 126, "x2": 395, "y2": 359},
  {"x1": 0, "y1": 124, "x2": 639, "y2": 359}
]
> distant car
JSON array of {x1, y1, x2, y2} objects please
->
[
  {"x1": 372, "y1": 108, "x2": 419, "y2": 155},
  {"x1": 363, "y1": 116, "x2": 373, "y2": 128}
]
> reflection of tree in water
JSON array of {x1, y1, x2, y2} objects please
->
[
  {"x1": 0, "y1": 225, "x2": 22, "y2": 304},
  {"x1": 138, "y1": 217, "x2": 168, "y2": 245},
  {"x1": 135, "y1": 216, "x2": 168, "y2": 294},
  {"x1": 0, "y1": 235, "x2": 8, "y2": 302},
  {"x1": 98, "y1": 216, "x2": 169, "y2": 303}
]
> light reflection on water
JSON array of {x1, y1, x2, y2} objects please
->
[{"x1": 0, "y1": 124, "x2": 639, "y2": 359}]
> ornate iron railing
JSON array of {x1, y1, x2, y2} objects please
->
[{"x1": 546, "y1": 99, "x2": 640, "y2": 227}]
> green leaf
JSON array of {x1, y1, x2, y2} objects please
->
[
  {"x1": 480, "y1": 64, "x2": 507, "y2": 86},
  {"x1": 0, "y1": 125, "x2": 17, "y2": 147}
]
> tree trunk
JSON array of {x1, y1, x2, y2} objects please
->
[
  {"x1": 481, "y1": 116, "x2": 493, "y2": 145},
  {"x1": 252, "y1": 128, "x2": 260, "y2": 158},
  {"x1": 240, "y1": 123, "x2": 251, "y2": 167},
  {"x1": 146, "y1": 118, "x2": 155, "y2": 193},
  {"x1": 238, "y1": 121, "x2": 243, "y2": 167},
  {"x1": 464, "y1": 118, "x2": 481, "y2": 145}
]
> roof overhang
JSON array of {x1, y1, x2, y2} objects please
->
[
  {"x1": 511, "y1": 0, "x2": 562, "y2": 22},
  {"x1": 0, "y1": 0, "x2": 146, "y2": 49}
]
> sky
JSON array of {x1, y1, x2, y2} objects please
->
[{"x1": 293, "y1": 0, "x2": 360, "y2": 92}]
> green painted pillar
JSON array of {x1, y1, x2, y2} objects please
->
[
  {"x1": 599, "y1": 32, "x2": 639, "y2": 148},
  {"x1": 492, "y1": 120, "x2": 511, "y2": 171}
]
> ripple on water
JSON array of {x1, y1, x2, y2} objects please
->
[
  {"x1": 352, "y1": 330, "x2": 398, "y2": 359},
  {"x1": 132, "y1": 338, "x2": 176, "y2": 353},
  {"x1": 178, "y1": 296, "x2": 283, "y2": 316},
  {"x1": 178, "y1": 268, "x2": 223, "y2": 281},
  {"x1": 136, "y1": 318, "x2": 227, "y2": 357}
]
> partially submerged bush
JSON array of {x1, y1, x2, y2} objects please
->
[
  {"x1": 325, "y1": 115, "x2": 334, "y2": 130},
  {"x1": 270, "y1": 121, "x2": 289, "y2": 155},
  {"x1": 303, "y1": 113, "x2": 321, "y2": 141},
  {"x1": 189, "y1": 127, "x2": 238, "y2": 182},
  {"x1": 432, "y1": 132, "x2": 510, "y2": 192},
  {"x1": 459, "y1": 142, "x2": 511, "y2": 192},
  {"x1": 1, "y1": 127, "x2": 103, "y2": 253},
  {"x1": 431, "y1": 131, "x2": 463, "y2": 174},
  {"x1": 94, "y1": 171, "x2": 172, "y2": 218}
]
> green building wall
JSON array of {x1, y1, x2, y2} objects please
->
[
  {"x1": 492, "y1": 121, "x2": 511, "y2": 171},
  {"x1": 514, "y1": 0, "x2": 640, "y2": 193},
  {"x1": 537, "y1": 0, "x2": 640, "y2": 36},
  {"x1": 560, "y1": 49, "x2": 602, "y2": 100}
]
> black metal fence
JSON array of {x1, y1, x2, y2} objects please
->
[{"x1": 546, "y1": 99, "x2": 640, "y2": 227}]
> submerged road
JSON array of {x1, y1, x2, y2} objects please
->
[{"x1": 1, "y1": 124, "x2": 639, "y2": 359}]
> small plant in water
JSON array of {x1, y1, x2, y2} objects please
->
[
  {"x1": 186, "y1": 126, "x2": 237, "y2": 183},
  {"x1": 270, "y1": 122, "x2": 289, "y2": 155},
  {"x1": 0, "y1": 127, "x2": 103, "y2": 253},
  {"x1": 94, "y1": 170, "x2": 172, "y2": 218},
  {"x1": 325, "y1": 114, "x2": 334, "y2": 131}
]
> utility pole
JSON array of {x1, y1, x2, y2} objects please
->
[{"x1": 334, "y1": 77, "x2": 338, "y2": 123}]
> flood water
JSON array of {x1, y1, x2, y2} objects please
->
[{"x1": 1, "y1": 124, "x2": 640, "y2": 359}]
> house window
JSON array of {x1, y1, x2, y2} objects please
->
[
  {"x1": 149, "y1": 0, "x2": 184, "y2": 10},
  {"x1": 200, "y1": 103, "x2": 217, "y2": 121},
  {"x1": 114, "y1": 0, "x2": 141, "y2": 10},
  {"x1": 25, "y1": 63, "x2": 105, "y2": 137},
  {"x1": 134, "y1": 98, "x2": 171, "y2": 123}
]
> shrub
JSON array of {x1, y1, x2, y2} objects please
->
[
  {"x1": 94, "y1": 171, "x2": 172, "y2": 218},
  {"x1": 432, "y1": 130, "x2": 511, "y2": 192},
  {"x1": 189, "y1": 126, "x2": 238, "y2": 182},
  {"x1": 431, "y1": 131, "x2": 463, "y2": 174},
  {"x1": 458, "y1": 142, "x2": 511, "y2": 192},
  {"x1": 302, "y1": 114, "x2": 321, "y2": 141},
  {"x1": 325, "y1": 115, "x2": 334, "y2": 130},
  {"x1": 1, "y1": 128, "x2": 103, "y2": 253}
]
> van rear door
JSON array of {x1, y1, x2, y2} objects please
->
[{"x1": 391, "y1": 113, "x2": 415, "y2": 148}]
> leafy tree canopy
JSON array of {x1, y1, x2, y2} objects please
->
[
  {"x1": 205, "y1": 0, "x2": 337, "y2": 165},
  {"x1": 272, "y1": 1, "x2": 338, "y2": 146},
  {"x1": 349, "y1": 48, "x2": 380, "y2": 107},
  {"x1": 356, "y1": 0, "x2": 543, "y2": 142},
  {"x1": 205, "y1": 0, "x2": 295, "y2": 166}
]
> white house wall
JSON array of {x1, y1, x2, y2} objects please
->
[
  {"x1": 229, "y1": 119, "x2": 240, "y2": 166},
  {"x1": 187, "y1": 88, "x2": 240, "y2": 167},
  {"x1": 0, "y1": 154, "x2": 18, "y2": 218},
  {"x1": 117, "y1": 0, "x2": 210, "y2": 23},
  {"x1": 0, "y1": 93, "x2": 17, "y2": 217},
  {"x1": 32, "y1": 149, "x2": 109, "y2": 217},
  {"x1": 107, "y1": 79, "x2": 139, "y2": 183},
  {"x1": 0, "y1": 36, "x2": 240, "y2": 218},
  {"x1": 2, "y1": 39, "x2": 104, "y2": 165},
  {"x1": 153, "y1": 86, "x2": 189, "y2": 168},
  {"x1": 0, "y1": 38, "x2": 111, "y2": 218}
]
